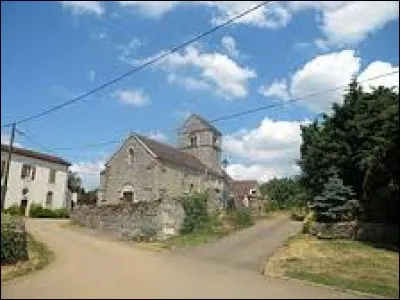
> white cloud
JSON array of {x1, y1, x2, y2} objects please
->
[
  {"x1": 291, "y1": 49, "x2": 361, "y2": 112},
  {"x1": 116, "y1": 38, "x2": 144, "y2": 64},
  {"x1": 167, "y1": 73, "x2": 211, "y2": 91},
  {"x1": 114, "y1": 1, "x2": 397, "y2": 48},
  {"x1": 1, "y1": 133, "x2": 22, "y2": 148},
  {"x1": 223, "y1": 117, "x2": 309, "y2": 182},
  {"x1": 117, "y1": 1, "x2": 291, "y2": 28},
  {"x1": 117, "y1": 1, "x2": 180, "y2": 18},
  {"x1": 319, "y1": 1, "x2": 399, "y2": 47},
  {"x1": 358, "y1": 61, "x2": 399, "y2": 92},
  {"x1": 114, "y1": 89, "x2": 150, "y2": 106},
  {"x1": 137, "y1": 45, "x2": 256, "y2": 99},
  {"x1": 221, "y1": 36, "x2": 240, "y2": 58},
  {"x1": 258, "y1": 79, "x2": 290, "y2": 101},
  {"x1": 206, "y1": 1, "x2": 291, "y2": 29},
  {"x1": 70, "y1": 160, "x2": 104, "y2": 190},
  {"x1": 148, "y1": 131, "x2": 169, "y2": 143},
  {"x1": 289, "y1": 1, "x2": 399, "y2": 47},
  {"x1": 259, "y1": 49, "x2": 399, "y2": 114},
  {"x1": 60, "y1": 1, "x2": 104, "y2": 16},
  {"x1": 227, "y1": 163, "x2": 300, "y2": 182}
]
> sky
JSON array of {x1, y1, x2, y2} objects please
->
[{"x1": 1, "y1": 1, "x2": 399, "y2": 189}]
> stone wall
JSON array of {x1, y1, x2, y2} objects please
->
[
  {"x1": 70, "y1": 197, "x2": 185, "y2": 241},
  {"x1": 310, "y1": 221, "x2": 399, "y2": 245}
]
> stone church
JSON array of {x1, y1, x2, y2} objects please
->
[{"x1": 97, "y1": 114, "x2": 231, "y2": 210}]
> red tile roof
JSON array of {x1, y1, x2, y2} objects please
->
[{"x1": 1, "y1": 144, "x2": 71, "y2": 166}]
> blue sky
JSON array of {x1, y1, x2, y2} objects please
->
[{"x1": 1, "y1": 1, "x2": 399, "y2": 189}]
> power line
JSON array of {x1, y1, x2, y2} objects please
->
[
  {"x1": 50, "y1": 139, "x2": 122, "y2": 151},
  {"x1": 3, "y1": 1, "x2": 272, "y2": 127},
  {"x1": 15, "y1": 128, "x2": 57, "y2": 155},
  {"x1": 211, "y1": 70, "x2": 399, "y2": 124},
  {"x1": 34, "y1": 69, "x2": 399, "y2": 152}
]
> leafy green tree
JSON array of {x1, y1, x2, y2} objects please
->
[
  {"x1": 67, "y1": 171, "x2": 83, "y2": 194},
  {"x1": 311, "y1": 169, "x2": 360, "y2": 223},
  {"x1": 78, "y1": 189, "x2": 98, "y2": 205},
  {"x1": 298, "y1": 79, "x2": 399, "y2": 224},
  {"x1": 260, "y1": 177, "x2": 309, "y2": 209}
]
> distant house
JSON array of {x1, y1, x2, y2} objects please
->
[
  {"x1": 98, "y1": 114, "x2": 231, "y2": 212},
  {"x1": 232, "y1": 180, "x2": 264, "y2": 213},
  {"x1": 1, "y1": 144, "x2": 72, "y2": 216}
]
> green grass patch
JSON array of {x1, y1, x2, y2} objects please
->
[
  {"x1": 266, "y1": 234, "x2": 399, "y2": 298},
  {"x1": 162, "y1": 228, "x2": 231, "y2": 249},
  {"x1": 1, "y1": 233, "x2": 54, "y2": 282}
]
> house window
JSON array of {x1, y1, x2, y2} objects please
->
[
  {"x1": 251, "y1": 189, "x2": 256, "y2": 195},
  {"x1": 190, "y1": 135, "x2": 197, "y2": 147},
  {"x1": 46, "y1": 191, "x2": 53, "y2": 207},
  {"x1": 128, "y1": 148, "x2": 135, "y2": 165},
  {"x1": 189, "y1": 183, "x2": 194, "y2": 192},
  {"x1": 1, "y1": 160, "x2": 5, "y2": 179},
  {"x1": 21, "y1": 164, "x2": 35, "y2": 180},
  {"x1": 22, "y1": 188, "x2": 29, "y2": 196},
  {"x1": 49, "y1": 169, "x2": 56, "y2": 183}
]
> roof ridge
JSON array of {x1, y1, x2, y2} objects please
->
[
  {"x1": 135, "y1": 133, "x2": 207, "y2": 166},
  {"x1": 1, "y1": 143, "x2": 71, "y2": 166}
]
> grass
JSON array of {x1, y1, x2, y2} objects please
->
[
  {"x1": 1, "y1": 233, "x2": 54, "y2": 282},
  {"x1": 161, "y1": 228, "x2": 232, "y2": 249},
  {"x1": 265, "y1": 234, "x2": 399, "y2": 298}
]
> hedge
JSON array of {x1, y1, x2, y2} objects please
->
[
  {"x1": 1, "y1": 214, "x2": 28, "y2": 264},
  {"x1": 29, "y1": 204, "x2": 69, "y2": 218},
  {"x1": 3, "y1": 204, "x2": 23, "y2": 216}
]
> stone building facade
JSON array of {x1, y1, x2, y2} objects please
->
[{"x1": 98, "y1": 114, "x2": 231, "y2": 210}]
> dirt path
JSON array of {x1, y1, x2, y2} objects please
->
[{"x1": 1, "y1": 218, "x2": 364, "y2": 299}]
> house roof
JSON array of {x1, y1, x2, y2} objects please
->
[
  {"x1": 232, "y1": 180, "x2": 258, "y2": 200},
  {"x1": 179, "y1": 114, "x2": 222, "y2": 136},
  {"x1": 1, "y1": 144, "x2": 71, "y2": 166}
]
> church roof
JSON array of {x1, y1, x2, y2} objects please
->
[
  {"x1": 135, "y1": 134, "x2": 207, "y2": 173},
  {"x1": 179, "y1": 114, "x2": 221, "y2": 136}
]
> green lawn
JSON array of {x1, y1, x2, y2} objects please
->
[
  {"x1": 265, "y1": 234, "x2": 399, "y2": 298},
  {"x1": 1, "y1": 233, "x2": 54, "y2": 282}
]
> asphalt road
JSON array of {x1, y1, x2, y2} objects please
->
[{"x1": 1, "y1": 217, "x2": 363, "y2": 299}]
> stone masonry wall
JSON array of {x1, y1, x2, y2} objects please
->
[
  {"x1": 70, "y1": 197, "x2": 185, "y2": 241},
  {"x1": 310, "y1": 221, "x2": 399, "y2": 245}
]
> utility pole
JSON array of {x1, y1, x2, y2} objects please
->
[{"x1": 1, "y1": 123, "x2": 16, "y2": 210}]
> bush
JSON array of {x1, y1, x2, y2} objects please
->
[
  {"x1": 302, "y1": 211, "x2": 316, "y2": 234},
  {"x1": 1, "y1": 214, "x2": 28, "y2": 264},
  {"x1": 180, "y1": 193, "x2": 210, "y2": 234},
  {"x1": 4, "y1": 204, "x2": 23, "y2": 216},
  {"x1": 29, "y1": 204, "x2": 69, "y2": 218},
  {"x1": 291, "y1": 207, "x2": 307, "y2": 221},
  {"x1": 231, "y1": 208, "x2": 254, "y2": 228}
]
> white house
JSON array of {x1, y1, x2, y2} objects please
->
[{"x1": 1, "y1": 144, "x2": 72, "y2": 216}]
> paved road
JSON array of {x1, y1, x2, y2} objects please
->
[
  {"x1": 169, "y1": 214, "x2": 302, "y2": 272},
  {"x1": 1, "y1": 218, "x2": 363, "y2": 299}
]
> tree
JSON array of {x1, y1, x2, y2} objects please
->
[
  {"x1": 78, "y1": 189, "x2": 98, "y2": 205},
  {"x1": 67, "y1": 171, "x2": 83, "y2": 194},
  {"x1": 298, "y1": 79, "x2": 399, "y2": 224},
  {"x1": 311, "y1": 170, "x2": 360, "y2": 223},
  {"x1": 260, "y1": 177, "x2": 308, "y2": 208}
]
